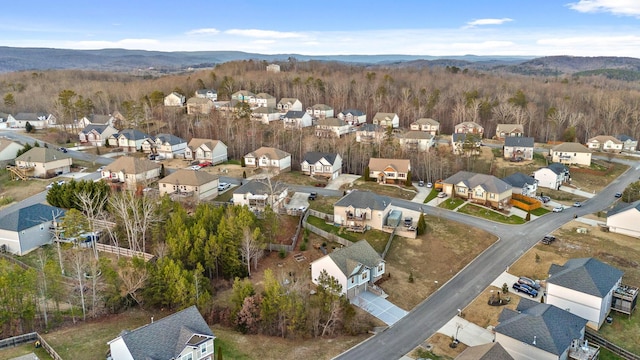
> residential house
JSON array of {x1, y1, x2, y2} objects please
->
[
  {"x1": 533, "y1": 163, "x2": 570, "y2": 190},
  {"x1": 231, "y1": 90, "x2": 256, "y2": 103},
  {"x1": 451, "y1": 133, "x2": 482, "y2": 156},
  {"x1": 586, "y1": 135, "x2": 623, "y2": 152},
  {"x1": 355, "y1": 124, "x2": 384, "y2": 143},
  {"x1": 184, "y1": 138, "x2": 228, "y2": 165},
  {"x1": 186, "y1": 97, "x2": 214, "y2": 115},
  {"x1": 301, "y1": 152, "x2": 342, "y2": 180},
  {"x1": 501, "y1": 172, "x2": 537, "y2": 197},
  {"x1": 74, "y1": 114, "x2": 117, "y2": 129},
  {"x1": 101, "y1": 156, "x2": 161, "y2": 189},
  {"x1": 108, "y1": 306, "x2": 215, "y2": 360},
  {"x1": 495, "y1": 123, "x2": 524, "y2": 139},
  {"x1": 158, "y1": 169, "x2": 219, "y2": 200},
  {"x1": 164, "y1": 92, "x2": 185, "y2": 107},
  {"x1": 282, "y1": 110, "x2": 313, "y2": 129},
  {"x1": 0, "y1": 112, "x2": 9, "y2": 129},
  {"x1": 549, "y1": 142, "x2": 592, "y2": 166},
  {"x1": 0, "y1": 139, "x2": 25, "y2": 163},
  {"x1": 251, "y1": 92, "x2": 277, "y2": 108},
  {"x1": 454, "y1": 121, "x2": 484, "y2": 137},
  {"x1": 107, "y1": 129, "x2": 149, "y2": 152},
  {"x1": 310, "y1": 240, "x2": 385, "y2": 300},
  {"x1": 495, "y1": 298, "x2": 596, "y2": 360},
  {"x1": 396, "y1": 131, "x2": 435, "y2": 152},
  {"x1": 231, "y1": 179, "x2": 288, "y2": 213},
  {"x1": 111, "y1": 111, "x2": 128, "y2": 128},
  {"x1": 266, "y1": 63, "x2": 281, "y2": 73},
  {"x1": 195, "y1": 88, "x2": 217, "y2": 101},
  {"x1": 315, "y1": 117, "x2": 352, "y2": 138},
  {"x1": 607, "y1": 200, "x2": 640, "y2": 237},
  {"x1": 456, "y1": 343, "x2": 514, "y2": 360},
  {"x1": 368, "y1": 158, "x2": 411, "y2": 184},
  {"x1": 442, "y1": 171, "x2": 512, "y2": 209},
  {"x1": 244, "y1": 146, "x2": 291, "y2": 173},
  {"x1": 615, "y1": 135, "x2": 637, "y2": 152},
  {"x1": 410, "y1": 118, "x2": 440, "y2": 135},
  {"x1": 504, "y1": 137, "x2": 534, "y2": 161},
  {"x1": 0, "y1": 204, "x2": 65, "y2": 256},
  {"x1": 277, "y1": 98, "x2": 303, "y2": 113},
  {"x1": 333, "y1": 190, "x2": 392, "y2": 231},
  {"x1": 141, "y1": 133, "x2": 187, "y2": 159},
  {"x1": 546, "y1": 257, "x2": 625, "y2": 330},
  {"x1": 338, "y1": 109, "x2": 367, "y2": 126},
  {"x1": 306, "y1": 104, "x2": 334, "y2": 119},
  {"x1": 78, "y1": 124, "x2": 119, "y2": 147},
  {"x1": 7, "y1": 112, "x2": 56, "y2": 129},
  {"x1": 15, "y1": 147, "x2": 72, "y2": 178},
  {"x1": 251, "y1": 107, "x2": 282, "y2": 124},
  {"x1": 372, "y1": 112, "x2": 399, "y2": 129}
]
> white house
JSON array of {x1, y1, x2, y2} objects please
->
[
  {"x1": 101, "y1": 156, "x2": 161, "y2": 189},
  {"x1": 310, "y1": 240, "x2": 385, "y2": 300},
  {"x1": 282, "y1": 110, "x2": 313, "y2": 129},
  {"x1": 454, "y1": 121, "x2": 484, "y2": 136},
  {"x1": 277, "y1": 98, "x2": 303, "y2": 113},
  {"x1": 251, "y1": 92, "x2": 277, "y2": 108},
  {"x1": 158, "y1": 169, "x2": 219, "y2": 200},
  {"x1": 546, "y1": 257, "x2": 624, "y2": 330},
  {"x1": 185, "y1": 138, "x2": 228, "y2": 165},
  {"x1": 0, "y1": 139, "x2": 25, "y2": 162},
  {"x1": 372, "y1": 112, "x2": 399, "y2": 128},
  {"x1": 108, "y1": 306, "x2": 215, "y2": 360},
  {"x1": 251, "y1": 107, "x2": 282, "y2": 124},
  {"x1": 549, "y1": 142, "x2": 592, "y2": 166},
  {"x1": 607, "y1": 200, "x2": 640, "y2": 237},
  {"x1": 231, "y1": 179, "x2": 288, "y2": 213},
  {"x1": 78, "y1": 124, "x2": 119, "y2": 147},
  {"x1": 616, "y1": 135, "x2": 637, "y2": 152},
  {"x1": 396, "y1": 131, "x2": 435, "y2": 152},
  {"x1": 587, "y1": 135, "x2": 623, "y2": 152},
  {"x1": 7, "y1": 113, "x2": 56, "y2": 129},
  {"x1": 231, "y1": 90, "x2": 256, "y2": 103},
  {"x1": 533, "y1": 163, "x2": 570, "y2": 190},
  {"x1": 0, "y1": 204, "x2": 65, "y2": 256},
  {"x1": 15, "y1": 147, "x2": 72, "y2": 178},
  {"x1": 410, "y1": 118, "x2": 440, "y2": 135},
  {"x1": 306, "y1": 104, "x2": 334, "y2": 119},
  {"x1": 141, "y1": 133, "x2": 187, "y2": 159},
  {"x1": 315, "y1": 118, "x2": 352, "y2": 138},
  {"x1": 301, "y1": 152, "x2": 342, "y2": 180},
  {"x1": 107, "y1": 129, "x2": 149, "y2": 152},
  {"x1": 338, "y1": 109, "x2": 367, "y2": 126},
  {"x1": 244, "y1": 147, "x2": 291, "y2": 173},
  {"x1": 195, "y1": 88, "x2": 217, "y2": 101},
  {"x1": 451, "y1": 133, "x2": 482, "y2": 156},
  {"x1": 164, "y1": 92, "x2": 185, "y2": 107},
  {"x1": 501, "y1": 172, "x2": 537, "y2": 197},
  {"x1": 495, "y1": 123, "x2": 524, "y2": 139},
  {"x1": 355, "y1": 124, "x2": 384, "y2": 143}
]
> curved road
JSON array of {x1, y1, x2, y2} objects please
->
[{"x1": 336, "y1": 159, "x2": 640, "y2": 360}]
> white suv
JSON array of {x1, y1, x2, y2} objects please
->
[{"x1": 218, "y1": 182, "x2": 231, "y2": 191}]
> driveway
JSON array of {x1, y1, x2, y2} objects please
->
[
  {"x1": 437, "y1": 316, "x2": 495, "y2": 346},
  {"x1": 325, "y1": 174, "x2": 359, "y2": 190},
  {"x1": 350, "y1": 291, "x2": 408, "y2": 326}
]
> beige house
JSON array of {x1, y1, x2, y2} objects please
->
[
  {"x1": 101, "y1": 156, "x2": 161, "y2": 189},
  {"x1": 306, "y1": 104, "x2": 334, "y2": 119},
  {"x1": 78, "y1": 124, "x2": 119, "y2": 147},
  {"x1": 442, "y1": 171, "x2": 512, "y2": 209},
  {"x1": 244, "y1": 146, "x2": 291, "y2": 173},
  {"x1": 587, "y1": 135, "x2": 623, "y2": 152},
  {"x1": 15, "y1": 147, "x2": 72, "y2": 178},
  {"x1": 231, "y1": 90, "x2": 256, "y2": 103},
  {"x1": 164, "y1": 92, "x2": 185, "y2": 107},
  {"x1": 549, "y1": 142, "x2": 592, "y2": 166},
  {"x1": 495, "y1": 123, "x2": 524, "y2": 140},
  {"x1": 251, "y1": 107, "x2": 281, "y2": 124},
  {"x1": 315, "y1": 117, "x2": 352, "y2": 138},
  {"x1": 186, "y1": 97, "x2": 214, "y2": 115},
  {"x1": 333, "y1": 190, "x2": 392, "y2": 231},
  {"x1": 368, "y1": 158, "x2": 411, "y2": 184},
  {"x1": 396, "y1": 131, "x2": 435, "y2": 152},
  {"x1": 410, "y1": 118, "x2": 440, "y2": 135},
  {"x1": 277, "y1": 98, "x2": 303, "y2": 113},
  {"x1": 0, "y1": 139, "x2": 25, "y2": 162},
  {"x1": 355, "y1": 124, "x2": 383, "y2": 143},
  {"x1": 184, "y1": 138, "x2": 228, "y2": 165},
  {"x1": 338, "y1": 109, "x2": 367, "y2": 126},
  {"x1": 158, "y1": 169, "x2": 219, "y2": 200},
  {"x1": 606, "y1": 200, "x2": 640, "y2": 237},
  {"x1": 454, "y1": 121, "x2": 484, "y2": 136},
  {"x1": 251, "y1": 92, "x2": 277, "y2": 108},
  {"x1": 372, "y1": 112, "x2": 399, "y2": 128}
]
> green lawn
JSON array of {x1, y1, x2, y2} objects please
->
[
  {"x1": 350, "y1": 179, "x2": 416, "y2": 200},
  {"x1": 308, "y1": 196, "x2": 341, "y2": 214},
  {"x1": 599, "y1": 311, "x2": 640, "y2": 355},
  {"x1": 530, "y1": 207, "x2": 550, "y2": 216},
  {"x1": 0, "y1": 343, "x2": 52, "y2": 359},
  {"x1": 306, "y1": 215, "x2": 392, "y2": 246},
  {"x1": 457, "y1": 204, "x2": 526, "y2": 224},
  {"x1": 438, "y1": 198, "x2": 465, "y2": 210},
  {"x1": 423, "y1": 189, "x2": 439, "y2": 204}
]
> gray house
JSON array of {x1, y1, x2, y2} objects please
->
[
  {"x1": 0, "y1": 204, "x2": 65, "y2": 256},
  {"x1": 503, "y1": 137, "x2": 534, "y2": 161},
  {"x1": 501, "y1": 172, "x2": 537, "y2": 197}
]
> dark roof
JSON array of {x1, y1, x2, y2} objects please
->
[
  {"x1": 284, "y1": 110, "x2": 307, "y2": 118},
  {"x1": 153, "y1": 133, "x2": 185, "y2": 145},
  {"x1": 302, "y1": 152, "x2": 339, "y2": 165},
  {"x1": 335, "y1": 190, "x2": 390, "y2": 211},
  {"x1": 606, "y1": 200, "x2": 640, "y2": 217},
  {"x1": 232, "y1": 179, "x2": 287, "y2": 196},
  {"x1": 80, "y1": 124, "x2": 109, "y2": 134},
  {"x1": 502, "y1": 172, "x2": 536, "y2": 188},
  {"x1": 326, "y1": 240, "x2": 383, "y2": 278},
  {"x1": 547, "y1": 162, "x2": 569, "y2": 175},
  {"x1": 340, "y1": 109, "x2": 364, "y2": 116},
  {"x1": 547, "y1": 257, "x2": 623, "y2": 297},
  {"x1": 452, "y1": 133, "x2": 481, "y2": 142},
  {"x1": 496, "y1": 299, "x2": 587, "y2": 356},
  {"x1": 117, "y1": 306, "x2": 214, "y2": 360},
  {"x1": 0, "y1": 204, "x2": 65, "y2": 232},
  {"x1": 443, "y1": 171, "x2": 512, "y2": 194},
  {"x1": 15, "y1": 147, "x2": 71, "y2": 163},
  {"x1": 504, "y1": 137, "x2": 534, "y2": 147},
  {"x1": 117, "y1": 129, "x2": 148, "y2": 141},
  {"x1": 358, "y1": 123, "x2": 379, "y2": 132},
  {"x1": 456, "y1": 342, "x2": 514, "y2": 360},
  {"x1": 616, "y1": 134, "x2": 636, "y2": 142}
]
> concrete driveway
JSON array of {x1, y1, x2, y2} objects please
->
[
  {"x1": 350, "y1": 291, "x2": 408, "y2": 326},
  {"x1": 325, "y1": 174, "x2": 359, "y2": 190}
]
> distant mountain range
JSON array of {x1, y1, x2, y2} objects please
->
[{"x1": 1, "y1": 47, "x2": 639, "y2": 79}]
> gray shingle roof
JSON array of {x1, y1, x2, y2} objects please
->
[
  {"x1": 302, "y1": 152, "x2": 339, "y2": 165},
  {"x1": 547, "y1": 257, "x2": 623, "y2": 297},
  {"x1": 232, "y1": 179, "x2": 286, "y2": 196},
  {"x1": 456, "y1": 342, "x2": 514, "y2": 360},
  {"x1": 13, "y1": 112, "x2": 49, "y2": 121},
  {"x1": 160, "y1": 169, "x2": 219, "y2": 186},
  {"x1": 443, "y1": 171, "x2": 512, "y2": 194},
  {"x1": 616, "y1": 134, "x2": 636, "y2": 142},
  {"x1": 547, "y1": 162, "x2": 569, "y2": 175},
  {"x1": 117, "y1": 305, "x2": 214, "y2": 360},
  {"x1": 80, "y1": 124, "x2": 109, "y2": 134},
  {"x1": 358, "y1": 123, "x2": 379, "y2": 132},
  {"x1": 340, "y1": 109, "x2": 365, "y2": 116},
  {"x1": 504, "y1": 137, "x2": 534, "y2": 147},
  {"x1": 15, "y1": 147, "x2": 71, "y2": 163},
  {"x1": 552, "y1": 142, "x2": 591, "y2": 153},
  {"x1": 397, "y1": 131, "x2": 434, "y2": 140},
  {"x1": 284, "y1": 110, "x2": 307, "y2": 118},
  {"x1": 327, "y1": 240, "x2": 383, "y2": 278},
  {"x1": 452, "y1": 133, "x2": 481, "y2": 142},
  {"x1": 117, "y1": 129, "x2": 149, "y2": 141},
  {"x1": 153, "y1": 133, "x2": 185, "y2": 146},
  {"x1": 501, "y1": 172, "x2": 536, "y2": 188},
  {"x1": 0, "y1": 204, "x2": 65, "y2": 232},
  {"x1": 496, "y1": 299, "x2": 587, "y2": 356},
  {"x1": 606, "y1": 200, "x2": 640, "y2": 217},
  {"x1": 317, "y1": 117, "x2": 346, "y2": 127},
  {"x1": 335, "y1": 190, "x2": 391, "y2": 211}
]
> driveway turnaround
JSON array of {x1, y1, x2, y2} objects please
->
[{"x1": 350, "y1": 291, "x2": 408, "y2": 326}]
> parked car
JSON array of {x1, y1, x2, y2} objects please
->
[
  {"x1": 418, "y1": 180, "x2": 424, "y2": 187},
  {"x1": 426, "y1": 182, "x2": 433, "y2": 188},
  {"x1": 541, "y1": 235, "x2": 556, "y2": 245},
  {"x1": 188, "y1": 165, "x2": 201, "y2": 171},
  {"x1": 308, "y1": 192, "x2": 317, "y2": 200},
  {"x1": 96, "y1": 166, "x2": 105, "y2": 172},
  {"x1": 512, "y1": 282, "x2": 538, "y2": 298},
  {"x1": 218, "y1": 182, "x2": 231, "y2": 191},
  {"x1": 437, "y1": 192, "x2": 447, "y2": 198},
  {"x1": 615, "y1": 192, "x2": 622, "y2": 198},
  {"x1": 540, "y1": 196, "x2": 551, "y2": 203},
  {"x1": 573, "y1": 201, "x2": 582, "y2": 207},
  {"x1": 58, "y1": 147, "x2": 68, "y2": 153},
  {"x1": 199, "y1": 161, "x2": 213, "y2": 168},
  {"x1": 552, "y1": 206, "x2": 564, "y2": 213},
  {"x1": 517, "y1": 276, "x2": 541, "y2": 290}
]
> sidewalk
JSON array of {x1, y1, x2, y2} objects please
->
[
  {"x1": 559, "y1": 185, "x2": 595, "y2": 198},
  {"x1": 437, "y1": 315, "x2": 495, "y2": 346}
]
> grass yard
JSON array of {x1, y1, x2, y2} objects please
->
[
  {"x1": 307, "y1": 196, "x2": 341, "y2": 214},
  {"x1": 423, "y1": 188, "x2": 439, "y2": 203},
  {"x1": 530, "y1": 207, "x2": 550, "y2": 216},
  {"x1": 306, "y1": 215, "x2": 391, "y2": 244},
  {"x1": 0, "y1": 343, "x2": 52, "y2": 359},
  {"x1": 273, "y1": 171, "x2": 328, "y2": 187},
  {"x1": 348, "y1": 179, "x2": 416, "y2": 200},
  {"x1": 570, "y1": 162, "x2": 629, "y2": 193},
  {"x1": 457, "y1": 204, "x2": 526, "y2": 224},
  {"x1": 438, "y1": 197, "x2": 465, "y2": 210}
]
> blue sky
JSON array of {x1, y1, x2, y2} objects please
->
[{"x1": 1, "y1": 0, "x2": 639, "y2": 56}]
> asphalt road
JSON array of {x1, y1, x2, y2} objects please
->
[{"x1": 335, "y1": 159, "x2": 640, "y2": 360}]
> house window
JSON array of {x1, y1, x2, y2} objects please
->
[
  {"x1": 362, "y1": 272, "x2": 368, "y2": 280},
  {"x1": 200, "y1": 342, "x2": 208, "y2": 355},
  {"x1": 40, "y1": 225, "x2": 44, "y2": 230},
  {"x1": 351, "y1": 277, "x2": 355, "y2": 284},
  {"x1": 163, "y1": 184, "x2": 166, "y2": 188},
  {"x1": 181, "y1": 353, "x2": 193, "y2": 360},
  {"x1": 378, "y1": 264, "x2": 384, "y2": 272}
]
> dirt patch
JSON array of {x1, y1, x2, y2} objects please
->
[
  {"x1": 417, "y1": 332, "x2": 467, "y2": 359},
  {"x1": 161, "y1": 158, "x2": 249, "y2": 179},
  {"x1": 461, "y1": 286, "x2": 521, "y2": 329}
]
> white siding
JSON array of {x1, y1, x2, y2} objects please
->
[
  {"x1": 546, "y1": 283, "x2": 607, "y2": 329},
  {"x1": 496, "y1": 333, "x2": 560, "y2": 360},
  {"x1": 108, "y1": 337, "x2": 135, "y2": 360},
  {"x1": 607, "y1": 209, "x2": 640, "y2": 237},
  {"x1": 310, "y1": 256, "x2": 347, "y2": 296}
]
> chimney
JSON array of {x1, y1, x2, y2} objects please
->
[{"x1": 533, "y1": 336, "x2": 537, "y2": 345}]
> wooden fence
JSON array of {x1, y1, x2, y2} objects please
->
[
  {"x1": 302, "y1": 215, "x2": 352, "y2": 248},
  {"x1": 585, "y1": 329, "x2": 640, "y2": 360},
  {"x1": 510, "y1": 194, "x2": 541, "y2": 212},
  {"x1": 308, "y1": 209, "x2": 334, "y2": 223},
  {"x1": 266, "y1": 212, "x2": 305, "y2": 253},
  {"x1": 94, "y1": 243, "x2": 155, "y2": 261},
  {"x1": 0, "y1": 332, "x2": 63, "y2": 360}
]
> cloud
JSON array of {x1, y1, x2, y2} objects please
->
[
  {"x1": 465, "y1": 18, "x2": 513, "y2": 28},
  {"x1": 567, "y1": 0, "x2": 640, "y2": 17},
  {"x1": 224, "y1": 29, "x2": 305, "y2": 39},
  {"x1": 186, "y1": 28, "x2": 220, "y2": 35}
]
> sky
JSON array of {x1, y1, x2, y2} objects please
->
[{"x1": 1, "y1": 0, "x2": 639, "y2": 57}]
